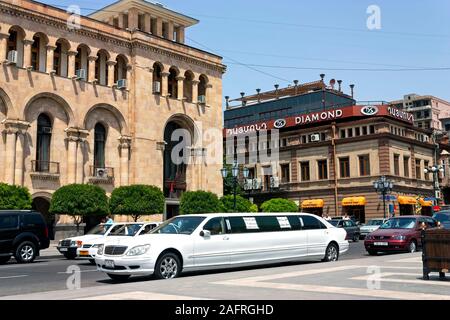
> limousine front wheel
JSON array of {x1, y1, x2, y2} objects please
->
[
  {"x1": 155, "y1": 253, "x2": 181, "y2": 279},
  {"x1": 323, "y1": 243, "x2": 339, "y2": 262}
]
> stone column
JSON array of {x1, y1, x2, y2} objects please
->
[
  {"x1": 46, "y1": 45, "x2": 56, "y2": 73},
  {"x1": 176, "y1": 76, "x2": 185, "y2": 100},
  {"x1": 128, "y1": 8, "x2": 139, "y2": 30},
  {"x1": 67, "y1": 50, "x2": 77, "y2": 78},
  {"x1": 205, "y1": 84, "x2": 213, "y2": 106},
  {"x1": 0, "y1": 33, "x2": 9, "y2": 61},
  {"x1": 155, "y1": 17, "x2": 163, "y2": 36},
  {"x1": 176, "y1": 27, "x2": 185, "y2": 43},
  {"x1": 88, "y1": 55, "x2": 97, "y2": 83},
  {"x1": 192, "y1": 80, "x2": 199, "y2": 104},
  {"x1": 76, "y1": 138, "x2": 84, "y2": 184},
  {"x1": 144, "y1": 14, "x2": 151, "y2": 33},
  {"x1": 65, "y1": 129, "x2": 78, "y2": 184},
  {"x1": 161, "y1": 72, "x2": 169, "y2": 97},
  {"x1": 15, "y1": 132, "x2": 25, "y2": 186},
  {"x1": 126, "y1": 64, "x2": 132, "y2": 83},
  {"x1": 107, "y1": 60, "x2": 116, "y2": 86},
  {"x1": 119, "y1": 136, "x2": 132, "y2": 186},
  {"x1": 3, "y1": 128, "x2": 17, "y2": 185},
  {"x1": 23, "y1": 39, "x2": 34, "y2": 69},
  {"x1": 167, "y1": 22, "x2": 174, "y2": 41}
]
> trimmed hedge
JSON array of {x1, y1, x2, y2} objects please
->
[
  {"x1": 0, "y1": 183, "x2": 32, "y2": 210},
  {"x1": 220, "y1": 195, "x2": 257, "y2": 213},
  {"x1": 180, "y1": 191, "x2": 222, "y2": 214},
  {"x1": 260, "y1": 198, "x2": 298, "y2": 213}
]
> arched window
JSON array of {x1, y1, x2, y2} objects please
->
[
  {"x1": 36, "y1": 114, "x2": 52, "y2": 172},
  {"x1": 54, "y1": 39, "x2": 69, "y2": 77},
  {"x1": 168, "y1": 67, "x2": 179, "y2": 99},
  {"x1": 152, "y1": 62, "x2": 162, "y2": 94},
  {"x1": 94, "y1": 123, "x2": 106, "y2": 169},
  {"x1": 95, "y1": 50, "x2": 109, "y2": 86},
  {"x1": 114, "y1": 55, "x2": 128, "y2": 83},
  {"x1": 183, "y1": 71, "x2": 194, "y2": 103},
  {"x1": 198, "y1": 75, "x2": 208, "y2": 104}
]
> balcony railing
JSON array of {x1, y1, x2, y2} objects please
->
[
  {"x1": 31, "y1": 160, "x2": 60, "y2": 174},
  {"x1": 89, "y1": 166, "x2": 115, "y2": 179}
]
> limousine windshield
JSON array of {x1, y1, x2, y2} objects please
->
[{"x1": 151, "y1": 216, "x2": 206, "y2": 235}]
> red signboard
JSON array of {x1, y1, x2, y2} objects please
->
[{"x1": 224, "y1": 105, "x2": 414, "y2": 137}]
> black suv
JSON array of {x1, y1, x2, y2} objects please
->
[{"x1": 0, "y1": 210, "x2": 50, "y2": 264}]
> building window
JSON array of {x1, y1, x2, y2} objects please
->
[
  {"x1": 359, "y1": 155, "x2": 370, "y2": 176},
  {"x1": 36, "y1": 114, "x2": 52, "y2": 172},
  {"x1": 340, "y1": 130, "x2": 346, "y2": 139},
  {"x1": 362, "y1": 126, "x2": 368, "y2": 135},
  {"x1": 424, "y1": 161, "x2": 430, "y2": 180},
  {"x1": 347, "y1": 128, "x2": 353, "y2": 138},
  {"x1": 301, "y1": 135, "x2": 307, "y2": 144},
  {"x1": 404, "y1": 156, "x2": 410, "y2": 178},
  {"x1": 355, "y1": 127, "x2": 361, "y2": 136},
  {"x1": 94, "y1": 123, "x2": 106, "y2": 169},
  {"x1": 415, "y1": 159, "x2": 422, "y2": 180},
  {"x1": 300, "y1": 161, "x2": 310, "y2": 182},
  {"x1": 369, "y1": 125, "x2": 375, "y2": 134},
  {"x1": 339, "y1": 157, "x2": 350, "y2": 178},
  {"x1": 280, "y1": 164, "x2": 290, "y2": 183},
  {"x1": 394, "y1": 154, "x2": 400, "y2": 176},
  {"x1": 318, "y1": 160, "x2": 328, "y2": 180}
]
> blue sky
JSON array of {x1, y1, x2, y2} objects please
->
[{"x1": 44, "y1": 0, "x2": 450, "y2": 103}]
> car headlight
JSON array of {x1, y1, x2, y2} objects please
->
[
  {"x1": 392, "y1": 235, "x2": 407, "y2": 240},
  {"x1": 92, "y1": 244, "x2": 99, "y2": 248},
  {"x1": 366, "y1": 235, "x2": 373, "y2": 240},
  {"x1": 97, "y1": 244, "x2": 104, "y2": 256},
  {"x1": 126, "y1": 245, "x2": 150, "y2": 256}
]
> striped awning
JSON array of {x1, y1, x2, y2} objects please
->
[
  {"x1": 419, "y1": 198, "x2": 433, "y2": 207},
  {"x1": 301, "y1": 199, "x2": 324, "y2": 209},
  {"x1": 342, "y1": 197, "x2": 366, "y2": 207},
  {"x1": 398, "y1": 196, "x2": 418, "y2": 205}
]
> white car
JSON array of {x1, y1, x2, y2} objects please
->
[
  {"x1": 95, "y1": 213, "x2": 349, "y2": 281},
  {"x1": 77, "y1": 222, "x2": 161, "y2": 263},
  {"x1": 359, "y1": 218, "x2": 388, "y2": 239}
]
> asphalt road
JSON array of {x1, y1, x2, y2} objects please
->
[{"x1": 0, "y1": 242, "x2": 368, "y2": 297}]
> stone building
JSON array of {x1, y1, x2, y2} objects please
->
[
  {"x1": 224, "y1": 79, "x2": 437, "y2": 222},
  {"x1": 0, "y1": 0, "x2": 225, "y2": 238}
]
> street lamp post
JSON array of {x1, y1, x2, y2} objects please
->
[
  {"x1": 424, "y1": 165, "x2": 445, "y2": 204},
  {"x1": 221, "y1": 161, "x2": 250, "y2": 212},
  {"x1": 373, "y1": 176, "x2": 394, "y2": 219}
]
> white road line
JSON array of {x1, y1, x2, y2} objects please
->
[
  {"x1": 351, "y1": 272, "x2": 450, "y2": 286},
  {"x1": 57, "y1": 269, "x2": 98, "y2": 274},
  {"x1": 77, "y1": 291, "x2": 208, "y2": 300},
  {"x1": 388, "y1": 256, "x2": 423, "y2": 263},
  {"x1": 0, "y1": 275, "x2": 28, "y2": 279}
]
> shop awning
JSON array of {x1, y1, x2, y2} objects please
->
[
  {"x1": 301, "y1": 199, "x2": 324, "y2": 209},
  {"x1": 398, "y1": 196, "x2": 418, "y2": 205},
  {"x1": 342, "y1": 197, "x2": 366, "y2": 207},
  {"x1": 419, "y1": 198, "x2": 433, "y2": 207}
]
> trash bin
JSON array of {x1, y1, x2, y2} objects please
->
[{"x1": 422, "y1": 228, "x2": 450, "y2": 280}]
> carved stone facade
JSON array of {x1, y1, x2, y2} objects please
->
[{"x1": 0, "y1": 0, "x2": 225, "y2": 237}]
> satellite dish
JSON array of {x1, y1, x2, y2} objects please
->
[{"x1": 329, "y1": 79, "x2": 336, "y2": 89}]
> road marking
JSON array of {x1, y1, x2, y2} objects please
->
[
  {"x1": 57, "y1": 269, "x2": 98, "y2": 274},
  {"x1": 77, "y1": 291, "x2": 208, "y2": 300},
  {"x1": 0, "y1": 275, "x2": 28, "y2": 279},
  {"x1": 351, "y1": 272, "x2": 450, "y2": 286},
  {"x1": 0, "y1": 263, "x2": 49, "y2": 270},
  {"x1": 388, "y1": 256, "x2": 422, "y2": 263}
]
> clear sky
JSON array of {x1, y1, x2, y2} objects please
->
[{"x1": 42, "y1": 0, "x2": 450, "y2": 104}]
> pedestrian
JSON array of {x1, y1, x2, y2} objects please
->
[
  {"x1": 323, "y1": 213, "x2": 332, "y2": 221},
  {"x1": 106, "y1": 215, "x2": 114, "y2": 224},
  {"x1": 343, "y1": 214, "x2": 350, "y2": 221}
]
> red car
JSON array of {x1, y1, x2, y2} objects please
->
[{"x1": 364, "y1": 216, "x2": 438, "y2": 255}]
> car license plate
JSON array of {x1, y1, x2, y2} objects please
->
[
  {"x1": 374, "y1": 242, "x2": 389, "y2": 246},
  {"x1": 79, "y1": 251, "x2": 89, "y2": 256},
  {"x1": 105, "y1": 260, "x2": 115, "y2": 268},
  {"x1": 59, "y1": 248, "x2": 68, "y2": 252}
]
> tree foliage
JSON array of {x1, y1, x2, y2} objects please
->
[
  {"x1": 220, "y1": 195, "x2": 257, "y2": 213},
  {"x1": 109, "y1": 185, "x2": 165, "y2": 221},
  {"x1": 180, "y1": 191, "x2": 222, "y2": 214},
  {"x1": 260, "y1": 198, "x2": 298, "y2": 213},
  {"x1": 0, "y1": 183, "x2": 32, "y2": 210},
  {"x1": 49, "y1": 184, "x2": 109, "y2": 229}
]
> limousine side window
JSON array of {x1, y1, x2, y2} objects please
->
[
  {"x1": 300, "y1": 215, "x2": 327, "y2": 230},
  {"x1": 203, "y1": 217, "x2": 227, "y2": 235},
  {"x1": 227, "y1": 216, "x2": 303, "y2": 234}
]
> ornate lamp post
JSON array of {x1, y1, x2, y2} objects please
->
[
  {"x1": 221, "y1": 161, "x2": 250, "y2": 212},
  {"x1": 424, "y1": 165, "x2": 445, "y2": 204},
  {"x1": 373, "y1": 176, "x2": 394, "y2": 219}
]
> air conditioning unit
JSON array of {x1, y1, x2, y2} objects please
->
[
  {"x1": 270, "y1": 176, "x2": 280, "y2": 189},
  {"x1": 310, "y1": 134, "x2": 321, "y2": 142},
  {"x1": 153, "y1": 81, "x2": 161, "y2": 94},
  {"x1": 96, "y1": 168, "x2": 108, "y2": 178},
  {"x1": 7, "y1": 50, "x2": 18, "y2": 65},
  {"x1": 75, "y1": 69, "x2": 86, "y2": 80},
  {"x1": 42, "y1": 127, "x2": 52, "y2": 134},
  {"x1": 252, "y1": 179, "x2": 263, "y2": 190},
  {"x1": 198, "y1": 95, "x2": 206, "y2": 104},
  {"x1": 116, "y1": 79, "x2": 127, "y2": 90}
]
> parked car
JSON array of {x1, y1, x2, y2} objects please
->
[
  {"x1": 331, "y1": 216, "x2": 360, "y2": 225},
  {"x1": 0, "y1": 210, "x2": 50, "y2": 264},
  {"x1": 95, "y1": 213, "x2": 349, "y2": 281},
  {"x1": 364, "y1": 216, "x2": 438, "y2": 255},
  {"x1": 58, "y1": 223, "x2": 128, "y2": 259},
  {"x1": 77, "y1": 222, "x2": 161, "y2": 264},
  {"x1": 432, "y1": 211, "x2": 450, "y2": 229},
  {"x1": 359, "y1": 218, "x2": 388, "y2": 239},
  {"x1": 329, "y1": 219, "x2": 360, "y2": 242}
]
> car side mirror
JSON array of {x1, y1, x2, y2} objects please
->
[{"x1": 200, "y1": 230, "x2": 211, "y2": 238}]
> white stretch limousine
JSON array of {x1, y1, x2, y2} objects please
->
[{"x1": 95, "y1": 213, "x2": 349, "y2": 281}]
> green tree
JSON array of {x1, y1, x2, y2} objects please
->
[
  {"x1": 220, "y1": 195, "x2": 256, "y2": 213},
  {"x1": 180, "y1": 191, "x2": 222, "y2": 214},
  {"x1": 49, "y1": 184, "x2": 109, "y2": 231},
  {"x1": 109, "y1": 185, "x2": 165, "y2": 221},
  {"x1": 260, "y1": 198, "x2": 298, "y2": 213},
  {"x1": 0, "y1": 183, "x2": 32, "y2": 210}
]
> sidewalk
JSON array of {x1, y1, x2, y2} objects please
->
[{"x1": 38, "y1": 241, "x2": 62, "y2": 260}]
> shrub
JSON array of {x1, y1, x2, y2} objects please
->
[
  {"x1": 0, "y1": 183, "x2": 32, "y2": 210},
  {"x1": 49, "y1": 184, "x2": 109, "y2": 231},
  {"x1": 220, "y1": 195, "x2": 255, "y2": 213},
  {"x1": 180, "y1": 191, "x2": 222, "y2": 214},
  {"x1": 260, "y1": 198, "x2": 298, "y2": 213},
  {"x1": 109, "y1": 185, "x2": 165, "y2": 221}
]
